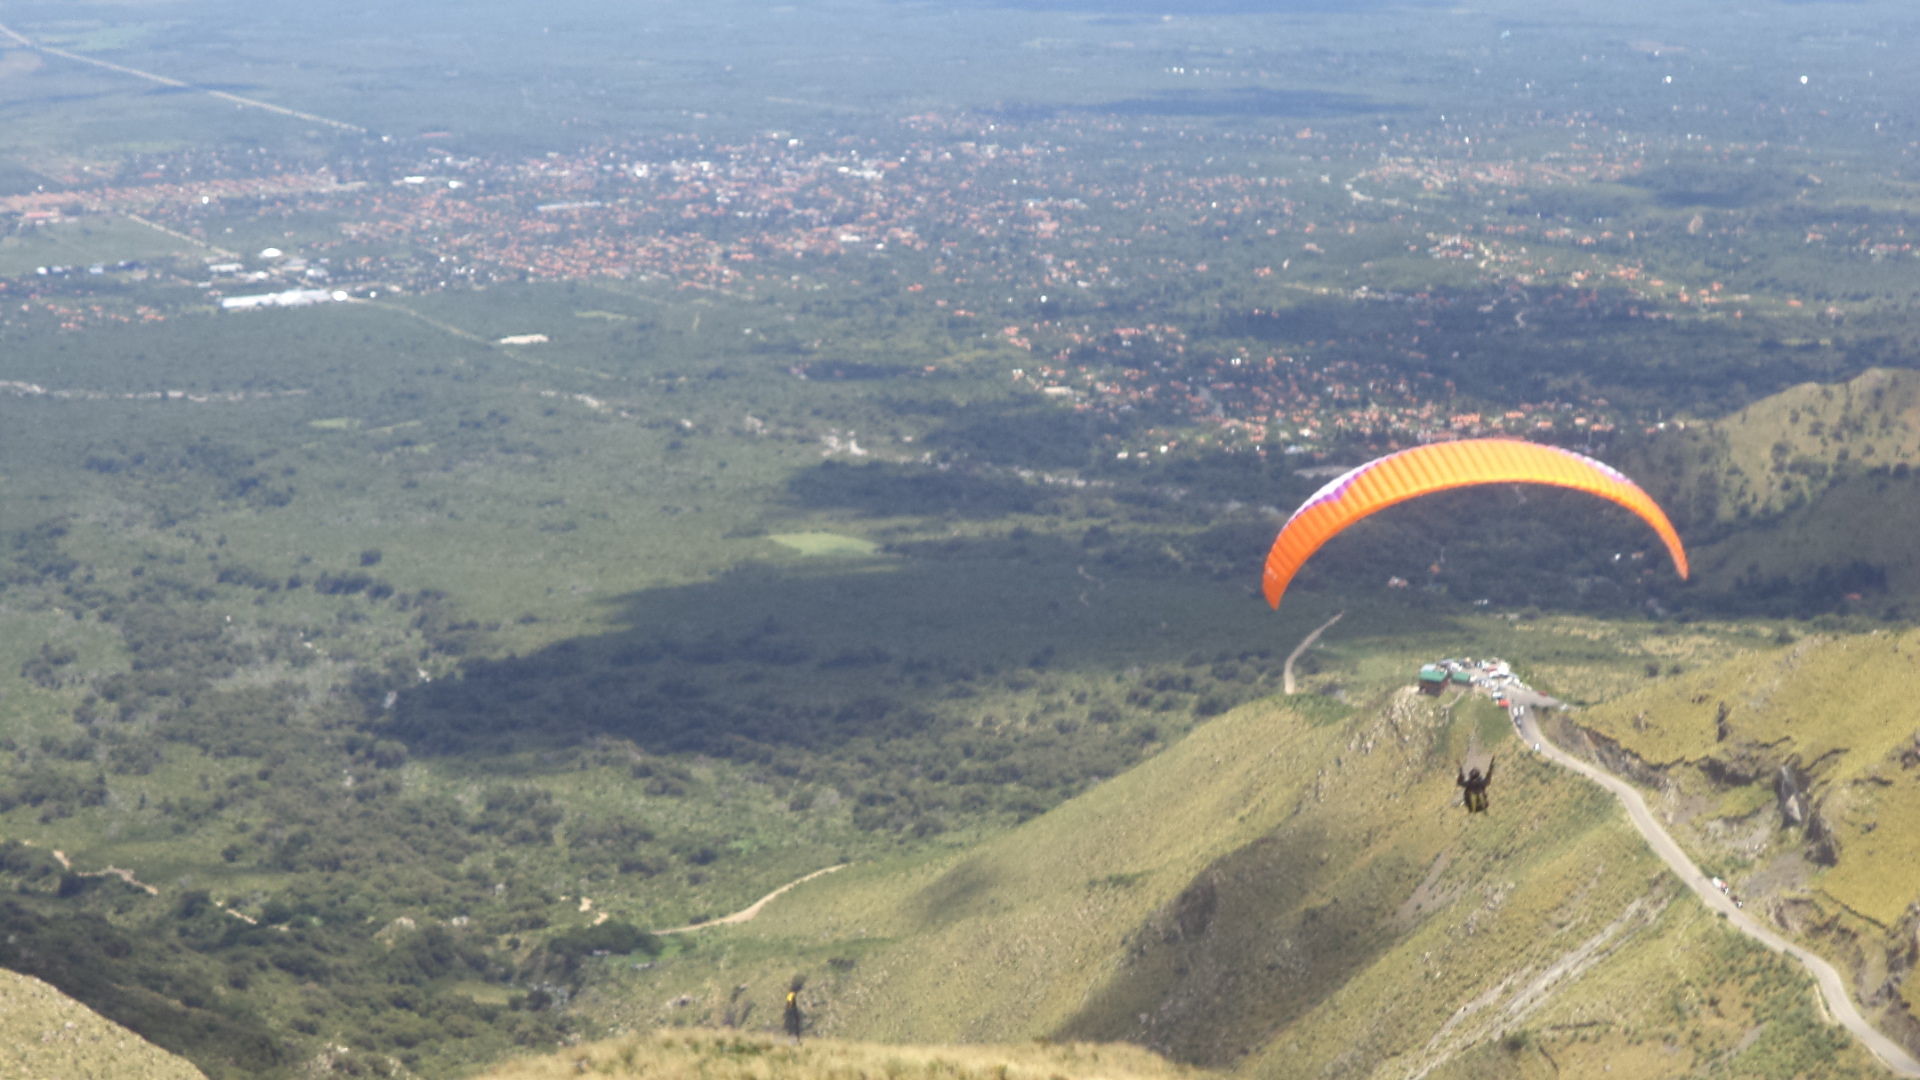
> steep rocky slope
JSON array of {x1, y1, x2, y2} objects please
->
[{"x1": 1563, "y1": 626, "x2": 1920, "y2": 1061}]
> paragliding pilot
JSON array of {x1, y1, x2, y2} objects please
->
[
  {"x1": 785, "y1": 975, "x2": 805, "y2": 1044},
  {"x1": 1457, "y1": 758, "x2": 1494, "y2": 813}
]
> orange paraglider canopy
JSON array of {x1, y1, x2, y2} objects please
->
[{"x1": 1262, "y1": 439, "x2": 1687, "y2": 608}]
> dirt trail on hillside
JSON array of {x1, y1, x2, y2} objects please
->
[
  {"x1": 1282, "y1": 610, "x2": 1344, "y2": 695},
  {"x1": 654, "y1": 864, "x2": 849, "y2": 935},
  {"x1": 1518, "y1": 704, "x2": 1920, "y2": 1077}
]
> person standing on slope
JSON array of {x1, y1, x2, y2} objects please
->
[{"x1": 785, "y1": 976, "x2": 805, "y2": 1044}]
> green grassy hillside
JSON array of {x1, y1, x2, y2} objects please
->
[
  {"x1": 0, "y1": 966, "x2": 206, "y2": 1080},
  {"x1": 475, "y1": 1030, "x2": 1209, "y2": 1080},
  {"x1": 1622, "y1": 368, "x2": 1920, "y2": 616},
  {"x1": 1715, "y1": 370, "x2": 1920, "y2": 511},
  {"x1": 572, "y1": 641, "x2": 1879, "y2": 1080},
  {"x1": 1568, "y1": 626, "x2": 1920, "y2": 1049}
]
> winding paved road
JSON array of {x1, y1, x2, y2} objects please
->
[{"x1": 1505, "y1": 689, "x2": 1920, "y2": 1076}]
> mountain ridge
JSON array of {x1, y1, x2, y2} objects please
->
[{"x1": 582, "y1": 645, "x2": 1887, "y2": 1079}]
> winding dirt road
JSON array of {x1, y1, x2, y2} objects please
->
[
  {"x1": 1282, "y1": 610, "x2": 1344, "y2": 695},
  {"x1": 1509, "y1": 694, "x2": 1920, "y2": 1076}
]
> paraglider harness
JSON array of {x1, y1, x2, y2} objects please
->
[{"x1": 1457, "y1": 758, "x2": 1494, "y2": 813}]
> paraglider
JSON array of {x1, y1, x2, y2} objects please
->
[
  {"x1": 1261, "y1": 439, "x2": 1688, "y2": 609},
  {"x1": 1458, "y1": 758, "x2": 1494, "y2": 813},
  {"x1": 1456, "y1": 728, "x2": 1497, "y2": 813}
]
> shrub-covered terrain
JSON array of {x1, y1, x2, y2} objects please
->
[{"x1": 7, "y1": 0, "x2": 1920, "y2": 1075}]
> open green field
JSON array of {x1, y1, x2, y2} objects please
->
[{"x1": 0, "y1": 216, "x2": 198, "y2": 274}]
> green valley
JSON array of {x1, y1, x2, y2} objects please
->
[{"x1": 4, "y1": 0, "x2": 1920, "y2": 1076}]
